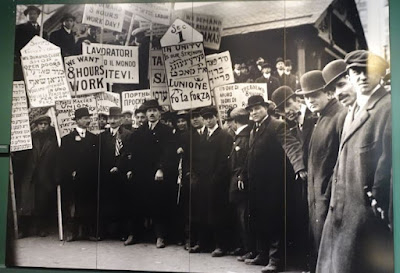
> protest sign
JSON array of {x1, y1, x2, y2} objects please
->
[
  {"x1": 10, "y1": 82, "x2": 32, "y2": 152},
  {"x1": 64, "y1": 54, "x2": 106, "y2": 96},
  {"x1": 131, "y1": 3, "x2": 173, "y2": 26},
  {"x1": 122, "y1": 90, "x2": 151, "y2": 127},
  {"x1": 214, "y1": 83, "x2": 267, "y2": 120},
  {"x1": 180, "y1": 12, "x2": 223, "y2": 50},
  {"x1": 82, "y1": 4, "x2": 125, "y2": 32},
  {"x1": 55, "y1": 95, "x2": 99, "y2": 137},
  {"x1": 82, "y1": 43, "x2": 139, "y2": 84},
  {"x1": 95, "y1": 92, "x2": 121, "y2": 115},
  {"x1": 21, "y1": 36, "x2": 71, "y2": 107},
  {"x1": 160, "y1": 19, "x2": 212, "y2": 111},
  {"x1": 149, "y1": 50, "x2": 170, "y2": 106},
  {"x1": 206, "y1": 51, "x2": 234, "y2": 90},
  {"x1": 140, "y1": 21, "x2": 169, "y2": 37}
]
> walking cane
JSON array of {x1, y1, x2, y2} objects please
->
[
  {"x1": 9, "y1": 157, "x2": 18, "y2": 238},
  {"x1": 176, "y1": 155, "x2": 183, "y2": 205}
]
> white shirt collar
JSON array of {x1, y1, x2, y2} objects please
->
[
  {"x1": 63, "y1": 26, "x2": 72, "y2": 34},
  {"x1": 148, "y1": 120, "x2": 159, "y2": 130},
  {"x1": 197, "y1": 125, "x2": 206, "y2": 135},
  {"x1": 76, "y1": 127, "x2": 86, "y2": 137},
  {"x1": 284, "y1": 70, "x2": 291, "y2": 75},
  {"x1": 235, "y1": 124, "x2": 248, "y2": 135},
  {"x1": 277, "y1": 70, "x2": 284, "y2": 76},
  {"x1": 110, "y1": 126, "x2": 120, "y2": 136},
  {"x1": 207, "y1": 124, "x2": 219, "y2": 136},
  {"x1": 256, "y1": 115, "x2": 268, "y2": 127}
]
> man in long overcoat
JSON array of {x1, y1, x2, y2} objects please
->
[
  {"x1": 245, "y1": 95, "x2": 306, "y2": 272},
  {"x1": 49, "y1": 13, "x2": 77, "y2": 57},
  {"x1": 17, "y1": 115, "x2": 57, "y2": 237},
  {"x1": 255, "y1": 63, "x2": 280, "y2": 99},
  {"x1": 59, "y1": 108, "x2": 99, "y2": 241},
  {"x1": 317, "y1": 50, "x2": 393, "y2": 273},
  {"x1": 297, "y1": 70, "x2": 346, "y2": 271}
]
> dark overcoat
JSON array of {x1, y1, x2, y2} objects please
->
[
  {"x1": 18, "y1": 127, "x2": 58, "y2": 216},
  {"x1": 49, "y1": 27, "x2": 76, "y2": 57},
  {"x1": 316, "y1": 87, "x2": 393, "y2": 273},
  {"x1": 247, "y1": 116, "x2": 305, "y2": 235},
  {"x1": 307, "y1": 99, "x2": 346, "y2": 250},
  {"x1": 229, "y1": 125, "x2": 251, "y2": 203},
  {"x1": 255, "y1": 75, "x2": 280, "y2": 99},
  {"x1": 59, "y1": 129, "x2": 98, "y2": 219}
]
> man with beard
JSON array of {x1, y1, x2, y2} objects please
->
[
  {"x1": 17, "y1": 115, "x2": 57, "y2": 238},
  {"x1": 245, "y1": 95, "x2": 306, "y2": 272},
  {"x1": 317, "y1": 51, "x2": 393, "y2": 273},
  {"x1": 297, "y1": 71, "x2": 346, "y2": 271},
  {"x1": 99, "y1": 107, "x2": 132, "y2": 240},
  {"x1": 59, "y1": 108, "x2": 98, "y2": 241},
  {"x1": 128, "y1": 100, "x2": 176, "y2": 248}
]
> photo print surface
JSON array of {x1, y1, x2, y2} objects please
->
[{"x1": 7, "y1": 1, "x2": 393, "y2": 273}]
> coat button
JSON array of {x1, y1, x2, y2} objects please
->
[{"x1": 330, "y1": 205, "x2": 334, "y2": 210}]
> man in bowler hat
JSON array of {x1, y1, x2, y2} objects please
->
[
  {"x1": 49, "y1": 13, "x2": 77, "y2": 57},
  {"x1": 255, "y1": 62, "x2": 280, "y2": 99},
  {"x1": 245, "y1": 95, "x2": 306, "y2": 272},
  {"x1": 59, "y1": 108, "x2": 99, "y2": 241},
  {"x1": 317, "y1": 50, "x2": 393, "y2": 273}
]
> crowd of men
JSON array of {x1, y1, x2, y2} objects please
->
[{"x1": 11, "y1": 5, "x2": 393, "y2": 273}]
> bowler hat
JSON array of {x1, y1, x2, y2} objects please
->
[
  {"x1": 122, "y1": 110, "x2": 133, "y2": 116},
  {"x1": 34, "y1": 115, "x2": 51, "y2": 124},
  {"x1": 109, "y1": 107, "x2": 122, "y2": 117},
  {"x1": 261, "y1": 62, "x2": 272, "y2": 70},
  {"x1": 189, "y1": 108, "x2": 202, "y2": 118},
  {"x1": 322, "y1": 59, "x2": 347, "y2": 90},
  {"x1": 297, "y1": 70, "x2": 325, "y2": 95},
  {"x1": 345, "y1": 50, "x2": 389, "y2": 76},
  {"x1": 134, "y1": 104, "x2": 146, "y2": 115},
  {"x1": 73, "y1": 107, "x2": 92, "y2": 120},
  {"x1": 276, "y1": 57, "x2": 284, "y2": 64},
  {"x1": 271, "y1": 86, "x2": 296, "y2": 110},
  {"x1": 142, "y1": 99, "x2": 162, "y2": 111},
  {"x1": 60, "y1": 13, "x2": 76, "y2": 23},
  {"x1": 24, "y1": 5, "x2": 41, "y2": 16},
  {"x1": 230, "y1": 108, "x2": 249, "y2": 119},
  {"x1": 200, "y1": 106, "x2": 218, "y2": 118},
  {"x1": 245, "y1": 95, "x2": 269, "y2": 110},
  {"x1": 284, "y1": 59, "x2": 292, "y2": 67}
]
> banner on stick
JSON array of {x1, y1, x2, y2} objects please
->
[
  {"x1": 206, "y1": 51, "x2": 234, "y2": 90},
  {"x1": 82, "y1": 4, "x2": 125, "y2": 32}
]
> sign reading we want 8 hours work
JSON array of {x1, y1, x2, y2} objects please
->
[{"x1": 160, "y1": 19, "x2": 212, "y2": 111}]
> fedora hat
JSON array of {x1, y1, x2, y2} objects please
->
[
  {"x1": 245, "y1": 95, "x2": 269, "y2": 110},
  {"x1": 260, "y1": 62, "x2": 272, "y2": 70},
  {"x1": 297, "y1": 70, "x2": 325, "y2": 95},
  {"x1": 322, "y1": 59, "x2": 347, "y2": 90},
  {"x1": 24, "y1": 5, "x2": 41, "y2": 16},
  {"x1": 271, "y1": 86, "x2": 296, "y2": 110},
  {"x1": 345, "y1": 50, "x2": 389, "y2": 76},
  {"x1": 276, "y1": 57, "x2": 284, "y2": 64},
  {"x1": 73, "y1": 107, "x2": 92, "y2": 120},
  {"x1": 109, "y1": 107, "x2": 122, "y2": 117},
  {"x1": 142, "y1": 99, "x2": 162, "y2": 111},
  {"x1": 33, "y1": 115, "x2": 50, "y2": 124},
  {"x1": 200, "y1": 106, "x2": 218, "y2": 118},
  {"x1": 60, "y1": 13, "x2": 76, "y2": 23}
]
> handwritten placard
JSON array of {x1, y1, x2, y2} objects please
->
[
  {"x1": 21, "y1": 36, "x2": 71, "y2": 107},
  {"x1": 149, "y1": 50, "x2": 170, "y2": 106},
  {"x1": 82, "y1": 4, "x2": 125, "y2": 32},
  {"x1": 10, "y1": 82, "x2": 32, "y2": 152},
  {"x1": 131, "y1": 3, "x2": 173, "y2": 26},
  {"x1": 82, "y1": 43, "x2": 139, "y2": 84},
  {"x1": 206, "y1": 51, "x2": 234, "y2": 90},
  {"x1": 95, "y1": 92, "x2": 121, "y2": 115}
]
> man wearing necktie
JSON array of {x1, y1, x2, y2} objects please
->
[
  {"x1": 317, "y1": 51, "x2": 393, "y2": 273},
  {"x1": 98, "y1": 107, "x2": 132, "y2": 241},
  {"x1": 59, "y1": 108, "x2": 98, "y2": 242},
  {"x1": 245, "y1": 95, "x2": 306, "y2": 272}
]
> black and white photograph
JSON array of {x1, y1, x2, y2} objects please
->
[{"x1": 7, "y1": 1, "x2": 393, "y2": 273}]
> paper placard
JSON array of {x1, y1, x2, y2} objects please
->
[
  {"x1": 64, "y1": 54, "x2": 106, "y2": 96},
  {"x1": 131, "y1": 3, "x2": 173, "y2": 26},
  {"x1": 206, "y1": 51, "x2": 234, "y2": 90},
  {"x1": 149, "y1": 50, "x2": 170, "y2": 106},
  {"x1": 95, "y1": 92, "x2": 121, "y2": 115},
  {"x1": 82, "y1": 4, "x2": 125, "y2": 32},
  {"x1": 21, "y1": 36, "x2": 71, "y2": 107},
  {"x1": 55, "y1": 95, "x2": 99, "y2": 138},
  {"x1": 214, "y1": 83, "x2": 268, "y2": 119},
  {"x1": 82, "y1": 43, "x2": 139, "y2": 84},
  {"x1": 122, "y1": 90, "x2": 151, "y2": 127},
  {"x1": 10, "y1": 81, "x2": 32, "y2": 152}
]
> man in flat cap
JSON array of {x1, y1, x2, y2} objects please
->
[
  {"x1": 16, "y1": 115, "x2": 57, "y2": 238},
  {"x1": 14, "y1": 6, "x2": 47, "y2": 80},
  {"x1": 187, "y1": 106, "x2": 232, "y2": 257},
  {"x1": 244, "y1": 95, "x2": 306, "y2": 272},
  {"x1": 59, "y1": 108, "x2": 99, "y2": 241},
  {"x1": 49, "y1": 13, "x2": 77, "y2": 57},
  {"x1": 297, "y1": 70, "x2": 346, "y2": 271},
  {"x1": 98, "y1": 107, "x2": 132, "y2": 241},
  {"x1": 127, "y1": 100, "x2": 176, "y2": 248},
  {"x1": 317, "y1": 50, "x2": 393, "y2": 273},
  {"x1": 255, "y1": 62, "x2": 280, "y2": 99},
  {"x1": 322, "y1": 59, "x2": 357, "y2": 108},
  {"x1": 121, "y1": 110, "x2": 134, "y2": 131}
]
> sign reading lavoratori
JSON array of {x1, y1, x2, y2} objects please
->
[{"x1": 82, "y1": 43, "x2": 139, "y2": 84}]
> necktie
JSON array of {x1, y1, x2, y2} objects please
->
[{"x1": 115, "y1": 132, "x2": 123, "y2": 157}]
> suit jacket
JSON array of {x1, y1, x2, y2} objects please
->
[
  {"x1": 272, "y1": 70, "x2": 285, "y2": 86},
  {"x1": 49, "y1": 27, "x2": 76, "y2": 57},
  {"x1": 307, "y1": 99, "x2": 346, "y2": 250},
  {"x1": 317, "y1": 87, "x2": 393, "y2": 273},
  {"x1": 283, "y1": 73, "x2": 299, "y2": 91},
  {"x1": 255, "y1": 75, "x2": 280, "y2": 99}
]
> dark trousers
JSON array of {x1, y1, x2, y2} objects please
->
[{"x1": 234, "y1": 200, "x2": 255, "y2": 252}]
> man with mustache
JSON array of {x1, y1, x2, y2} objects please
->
[
  {"x1": 317, "y1": 50, "x2": 393, "y2": 273},
  {"x1": 297, "y1": 71, "x2": 346, "y2": 272},
  {"x1": 59, "y1": 108, "x2": 99, "y2": 241}
]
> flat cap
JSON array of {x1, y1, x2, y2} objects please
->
[
  {"x1": 230, "y1": 108, "x2": 249, "y2": 119},
  {"x1": 200, "y1": 106, "x2": 218, "y2": 117},
  {"x1": 345, "y1": 50, "x2": 389, "y2": 76}
]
